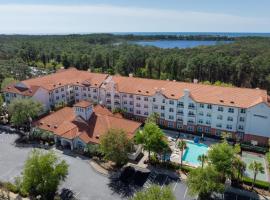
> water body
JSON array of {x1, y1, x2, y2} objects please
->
[
  {"x1": 114, "y1": 32, "x2": 270, "y2": 37},
  {"x1": 132, "y1": 40, "x2": 233, "y2": 49}
]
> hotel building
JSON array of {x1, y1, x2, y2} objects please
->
[{"x1": 3, "y1": 68, "x2": 270, "y2": 146}]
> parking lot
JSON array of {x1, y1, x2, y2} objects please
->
[{"x1": 0, "y1": 132, "x2": 196, "y2": 200}]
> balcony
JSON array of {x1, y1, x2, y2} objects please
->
[{"x1": 176, "y1": 111, "x2": 184, "y2": 116}]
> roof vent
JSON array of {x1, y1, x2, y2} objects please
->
[
  {"x1": 76, "y1": 81, "x2": 79, "y2": 84},
  {"x1": 54, "y1": 125, "x2": 58, "y2": 129},
  {"x1": 40, "y1": 122, "x2": 44, "y2": 125},
  {"x1": 230, "y1": 101, "x2": 235, "y2": 104},
  {"x1": 171, "y1": 94, "x2": 175, "y2": 97},
  {"x1": 95, "y1": 135, "x2": 100, "y2": 139},
  {"x1": 53, "y1": 84, "x2": 56, "y2": 87},
  {"x1": 59, "y1": 83, "x2": 61, "y2": 85},
  {"x1": 47, "y1": 124, "x2": 51, "y2": 127},
  {"x1": 138, "y1": 90, "x2": 141, "y2": 92},
  {"x1": 220, "y1": 100, "x2": 224, "y2": 103},
  {"x1": 146, "y1": 91, "x2": 149, "y2": 94}
]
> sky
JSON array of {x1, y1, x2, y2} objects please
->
[{"x1": 0, "y1": 0, "x2": 270, "y2": 34}]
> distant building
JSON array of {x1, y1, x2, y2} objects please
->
[
  {"x1": 3, "y1": 68, "x2": 270, "y2": 146},
  {"x1": 34, "y1": 100, "x2": 142, "y2": 150}
]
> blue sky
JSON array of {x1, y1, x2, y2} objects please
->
[{"x1": 0, "y1": 0, "x2": 269, "y2": 34}]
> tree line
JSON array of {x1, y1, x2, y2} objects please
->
[{"x1": 0, "y1": 34, "x2": 270, "y2": 91}]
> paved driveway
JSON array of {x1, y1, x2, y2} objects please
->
[{"x1": 0, "y1": 132, "x2": 193, "y2": 200}]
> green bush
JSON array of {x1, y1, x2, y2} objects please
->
[
  {"x1": 242, "y1": 176, "x2": 270, "y2": 190},
  {"x1": 181, "y1": 165, "x2": 194, "y2": 173},
  {"x1": 4, "y1": 182, "x2": 19, "y2": 193},
  {"x1": 240, "y1": 143, "x2": 268, "y2": 154}
]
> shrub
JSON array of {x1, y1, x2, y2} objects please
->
[
  {"x1": 240, "y1": 143, "x2": 268, "y2": 154},
  {"x1": 4, "y1": 182, "x2": 19, "y2": 193},
  {"x1": 242, "y1": 176, "x2": 270, "y2": 190}
]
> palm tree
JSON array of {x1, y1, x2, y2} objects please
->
[
  {"x1": 198, "y1": 154, "x2": 207, "y2": 168},
  {"x1": 232, "y1": 157, "x2": 246, "y2": 183},
  {"x1": 178, "y1": 140, "x2": 187, "y2": 167},
  {"x1": 248, "y1": 161, "x2": 265, "y2": 190}
]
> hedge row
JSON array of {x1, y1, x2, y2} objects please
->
[{"x1": 242, "y1": 176, "x2": 270, "y2": 190}]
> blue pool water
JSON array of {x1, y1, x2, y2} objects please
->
[{"x1": 182, "y1": 141, "x2": 209, "y2": 166}]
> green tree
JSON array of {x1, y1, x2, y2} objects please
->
[
  {"x1": 135, "y1": 122, "x2": 167, "y2": 161},
  {"x1": 21, "y1": 150, "x2": 68, "y2": 200},
  {"x1": 207, "y1": 141, "x2": 235, "y2": 181},
  {"x1": 99, "y1": 129, "x2": 132, "y2": 166},
  {"x1": 198, "y1": 154, "x2": 208, "y2": 169},
  {"x1": 1, "y1": 77, "x2": 16, "y2": 91},
  {"x1": 232, "y1": 157, "x2": 246, "y2": 183},
  {"x1": 248, "y1": 161, "x2": 265, "y2": 190},
  {"x1": 178, "y1": 140, "x2": 187, "y2": 167},
  {"x1": 145, "y1": 112, "x2": 160, "y2": 124},
  {"x1": 187, "y1": 166, "x2": 225, "y2": 200},
  {"x1": 0, "y1": 95, "x2": 3, "y2": 114},
  {"x1": 131, "y1": 185, "x2": 175, "y2": 200},
  {"x1": 8, "y1": 98, "x2": 43, "y2": 127}
]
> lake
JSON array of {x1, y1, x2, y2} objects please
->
[{"x1": 132, "y1": 40, "x2": 233, "y2": 49}]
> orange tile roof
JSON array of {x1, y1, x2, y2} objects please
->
[
  {"x1": 3, "y1": 68, "x2": 108, "y2": 94},
  {"x1": 110, "y1": 76, "x2": 269, "y2": 108},
  {"x1": 74, "y1": 100, "x2": 93, "y2": 108},
  {"x1": 35, "y1": 104, "x2": 142, "y2": 144}
]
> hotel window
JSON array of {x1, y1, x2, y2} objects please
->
[
  {"x1": 130, "y1": 108, "x2": 133, "y2": 112},
  {"x1": 83, "y1": 93, "x2": 87, "y2": 97},
  {"x1": 227, "y1": 116, "x2": 233, "y2": 121},
  {"x1": 198, "y1": 111, "x2": 204, "y2": 116},
  {"x1": 169, "y1": 108, "x2": 174, "y2": 112},
  {"x1": 162, "y1": 99, "x2": 166, "y2": 103},
  {"x1": 205, "y1": 127, "x2": 211, "y2": 133},
  {"x1": 217, "y1": 115, "x2": 223, "y2": 120},
  {"x1": 129, "y1": 101, "x2": 133, "y2": 105},
  {"x1": 88, "y1": 94, "x2": 91, "y2": 97},
  {"x1": 206, "y1": 120, "x2": 211, "y2": 125},
  {"x1": 168, "y1": 121, "x2": 174, "y2": 128},
  {"x1": 238, "y1": 125, "x2": 244, "y2": 130},
  {"x1": 199, "y1": 103, "x2": 204, "y2": 108},
  {"x1": 226, "y1": 124, "x2": 232, "y2": 130},
  {"x1": 169, "y1": 100, "x2": 174, "y2": 105},
  {"x1": 62, "y1": 94, "x2": 65, "y2": 98},
  {"x1": 55, "y1": 89, "x2": 59, "y2": 93},
  {"x1": 187, "y1": 126, "x2": 194, "y2": 132},
  {"x1": 218, "y1": 106, "x2": 224, "y2": 112},
  {"x1": 88, "y1": 88, "x2": 90, "y2": 91},
  {"x1": 129, "y1": 94, "x2": 133, "y2": 98},
  {"x1": 83, "y1": 87, "x2": 86, "y2": 91},
  {"x1": 188, "y1": 103, "x2": 195, "y2": 109},
  {"x1": 136, "y1": 96, "x2": 141, "y2": 100},
  {"x1": 56, "y1": 96, "x2": 59, "y2": 100},
  {"x1": 161, "y1": 106, "x2": 165, "y2": 110},
  {"x1": 154, "y1": 105, "x2": 158, "y2": 109},
  {"x1": 93, "y1": 89, "x2": 97, "y2": 92},
  {"x1": 177, "y1": 102, "x2": 184, "y2": 107},
  {"x1": 207, "y1": 104, "x2": 212, "y2": 109},
  {"x1": 169, "y1": 115, "x2": 174, "y2": 120},
  {"x1": 144, "y1": 112, "x2": 149, "y2": 116},
  {"x1": 228, "y1": 108, "x2": 234, "y2": 113},
  {"x1": 197, "y1": 127, "x2": 203, "y2": 132},
  {"x1": 136, "y1": 110, "x2": 141, "y2": 115},
  {"x1": 144, "y1": 97, "x2": 148, "y2": 101},
  {"x1": 239, "y1": 117, "x2": 245, "y2": 122},
  {"x1": 144, "y1": 104, "x2": 148, "y2": 108},
  {"x1": 216, "y1": 123, "x2": 222, "y2": 128},
  {"x1": 152, "y1": 98, "x2": 156, "y2": 102},
  {"x1": 75, "y1": 87, "x2": 78, "y2": 90},
  {"x1": 240, "y1": 109, "x2": 246, "y2": 114},
  {"x1": 123, "y1": 101, "x2": 127, "y2": 105},
  {"x1": 198, "y1": 119, "x2": 203, "y2": 124},
  {"x1": 160, "y1": 113, "x2": 165, "y2": 118},
  {"x1": 206, "y1": 113, "x2": 211, "y2": 117},
  {"x1": 123, "y1": 94, "x2": 127, "y2": 98},
  {"x1": 61, "y1": 88, "x2": 64, "y2": 92},
  {"x1": 136, "y1": 103, "x2": 140, "y2": 107}
]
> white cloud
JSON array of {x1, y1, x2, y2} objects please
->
[{"x1": 0, "y1": 4, "x2": 269, "y2": 33}]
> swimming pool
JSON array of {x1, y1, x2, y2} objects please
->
[{"x1": 182, "y1": 141, "x2": 209, "y2": 166}]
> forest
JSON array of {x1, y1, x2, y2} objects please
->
[{"x1": 0, "y1": 34, "x2": 270, "y2": 92}]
